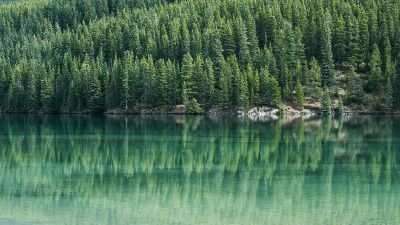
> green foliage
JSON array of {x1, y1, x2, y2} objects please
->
[
  {"x1": 384, "y1": 77, "x2": 393, "y2": 110},
  {"x1": 185, "y1": 98, "x2": 202, "y2": 114},
  {"x1": 295, "y1": 80, "x2": 304, "y2": 110},
  {"x1": 88, "y1": 72, "x2": 104, "y2": 113},
  {"x1": 305, "y1": 58, "x2": 322, "y2": 101},
  {"x1": 346, "y1": 66, "x2": 363, "y2": 104},
  {"x1": 393, "y1": 53, "x2": 400, "y2": 106},
  {"x1": 261, "y1": 70, "x2": 281, "y2": 108},
  {"x1": 40, "y1": 76, "x2": 56, "y2": 113},
  {"x1": 181, "y1": 53, "x2": 194, "y2": 104},
  {"x1": 0, "y1": 0, "x2": 398, "y2": 112},
  {"x1": 366, "y1": 44, "x2": 382, "y2": 94},
  {"x1": 320, "y1": 12, "x2": 335, "y2": 87},
  {"x1": 337, "y1": 96, "x2": 344, "y2": 113},
  {"x1": 321, "y1": 89, "x2": 332, "y2": 113}
]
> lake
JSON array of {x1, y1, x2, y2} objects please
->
[{"x1": 0, "y1": 115, "x2": 399, "y2": 225}]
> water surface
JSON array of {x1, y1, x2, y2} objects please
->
[{"x1": 0, "y1": 115, "x2": 399, "y2": 225}]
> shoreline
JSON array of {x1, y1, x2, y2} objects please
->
[{"x1": 0, "y1": 107, "x2": 398, "y2": 116}]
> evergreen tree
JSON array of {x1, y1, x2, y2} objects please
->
[
  {"x1": 266, "y1": 75, "x2": 281, "y2": 108},
  {"x1": 41, "y1": 76, "x2": 56, "y2": 113},
  {"x1": 367, "y1": 44, "x2": 382, "y2": 94},
  {"x1": 236, "y1": 18, "x2": 251, "y2": 68},
  {"x1": 358, "y1": 9, "x2": 369, "y2": 65},
  {"x1": 260, "y1": 67, "x2": 281, "y2": 107},
  {"x1": 333, "y1": 15, "x2": 346, "y2": 64},
  {"x1": 394, "y1": 53, "x2": 400, "y2": 105},
  {"x1": 228, "y1": 56, "x2": 249, "y2": 108},
  {"x1": 166, "y1": 60, "x2": 178, "y2": 105},
  {"x1": 295, "y1": 79, "x2": 304, "y2": 110},
  {"x1": 346, "y1": 13, "x2": 361, "y2": 68},
  {"x1": 259, "y1": 67, "x2": 269, "y2": 105},
  {"x1": 305, "y1": 58, "x2": 322, "y2": 100},
  {"x1": 321, "y1": 89, "x2": 332, "y2": 113},
  {"x1": 221, "y1": 21, "x2": 236, "y2": 58},
  {"x1": 346, "y1": 66, "x2": 363, "y2": 104},
  {"x1": 88, "y1": 70, "x2": 104, "y2": 113},
  {"x1": 337, "y1": 96, "x2": 344, "y2": 114},
  {"x1": 320, "y1": 12, "x2": 335, "y2": 87},
  {"x1": 139, "y1": 56, "x2": 156, "y2": 106},
  {"x1": 384, "y1": 77, "x2": 393, "y2": 110},
  {"x1": 0, "y1": 0, "x2": 399, "y2": 113},
  {"x1": 181, "y1": 53, "x2": 194, "y2": 104},
  {"x1": 199, "y1": 58, "x2": 215, "y2": 108},
  {"x1": 121, "y1": 52, "x2": 132, "y2": 111},
  {"x1": 392, "y1": 53, "x2": 400, "y2": 106},
  {"x1": 156, "y1": 59, "x2": 169, "y2": 106}
]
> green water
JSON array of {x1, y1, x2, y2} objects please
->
[{"x1": 0, "y1": 115, "x2": 399, "y2": 225}]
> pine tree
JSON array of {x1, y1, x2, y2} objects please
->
[
  {"x1": 320, "y1": 12, "x2": 335, "y2": 87},
  {"x1": 384, "y1": 77, "x2": 393, "y2": 110},
  {"x1": 246, "y1": 15, "x2": 260, "y2": 65},
  {"x1": 88, "y1": 70, "x2": 104, "y2": 113},
  {"x1": 358, "y1": 9, "x2": 369, "y2": 66},
  {"x1": 245, "y1": 64, "x2": 257, "y2": 105},
  {"x1": 139, "y1": 56, "x2": 156, "y2": 106},
  {"x1": 367, "y1": 44, "x2": 382, "y2": 94},
  {"x1": 160, "y1": 26, "x2": 171, "y2": 59},
  {"x1": 202, "y1": 58, "x2": 215, "y2": 108},
  {"x1": 41, "y1": 76, "x2": 56, "y2": 113},
  {"x1": 236, "y1": 18, "x2": 251, "y2": 68},
  {"x1": 180, "y1": 19, "x2": 190, "y2": 59},
  {"x1": 68, "y1": 62, "x2": 82, "y2": 111},
  {"x1": 337, "y1": 96, "x2": 344, "y2": 114},
  {"x1": 8, "y1": 71, "x2": 23, "y2": 112},
  {"x1": 384, "y1": 55, "x2": 394, "y2": 79},
  {"x1": 266, "y1": 75, "x2": 281, "y2": 107},
  {"x1": 181, "y1": 53, "x2": 194, "y2": 104},
  {"x1": 156, "y1": 59, "x2": 169, "y2": 106},
  {"x1": 219, "y1": 59, "x2": 230, "y2": 108},
  {"x1": 281, "y1": 63, "x2": 291, "y2": 101},
  {"x1": 166, "y1": 60, "x2": 178, "y2": 105},
  {"x1": 346, "y1": 66, "x2": 363, "y2": 104},
  {"x1": 190, "y1": 24, "x2": 202, "y2": 57},
  {"x1": 228, "y1": 56, "x2": 249, "y2": 108},
  {"x1": 121, "y1": 52, "x2": 131, "y2": 111},
  {"x1": 208, "y1": 28, "x2": 225, "y2": 105},
  {"x1": 333, "y1": 15, "x2": 346, "y2": 64},
  {"x1": 259, "y1": 67, "x2": 269, "y2": 105},
  {"x1": 321, "y1": 89, "x2": 332, "y2": 113},
  {"x1": 192, "y1": 55, "x2": 204, "y2": 103},
  {"x1": 346, "y1": 14, "x2": 361, "y2": 69},
  {"x1": 393, "y1": 53, "x2": 400, "y2": 105},
  {"x1": 185, "y1": 98, "x2": 202, "y2": 113},
  {"x1": 295, "y1": 79, "x2": 304, "y2": 110},
  {"x1": 260, "y1": 66, "x2": 281, "y2": 107},
  {"x1": 221, "y1": 21, "x2": 236, "y2": 58},
  {"x1": 0, "y1": 67, "x2": 6, "y2": 110}
]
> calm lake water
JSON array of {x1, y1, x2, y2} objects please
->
[{"x1": 0, "y1": 115, "x2": 399, "y2": 225}]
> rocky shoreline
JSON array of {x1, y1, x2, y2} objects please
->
[{"x1": 0, "y1": 104, "x2": 398, "y2": 117}]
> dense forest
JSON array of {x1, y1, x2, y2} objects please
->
[{"x1": 0, "y1": 0, "x2": 399, "y2": 113}]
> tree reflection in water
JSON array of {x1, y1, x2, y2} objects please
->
[{"x1": 0, "y1": 115, "x2": 399, "y2": 225}]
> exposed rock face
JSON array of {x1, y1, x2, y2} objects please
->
[
  {"x1": 246, "y1": 106, "x2": 318, "y2": 121},
  {"x1": 247, "y1": 107, "x2": 280, "y2": 121},
  {"x1": 247, "y1": 107, "x2": 279, "y2": 116}
]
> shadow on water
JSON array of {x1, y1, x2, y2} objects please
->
[{"x1": 0, "y1": 115, "x2": 399, "y2": 224}]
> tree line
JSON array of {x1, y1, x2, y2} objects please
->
[{"x1": 0, "y1": 0, "x2": 400, "y2": 113}]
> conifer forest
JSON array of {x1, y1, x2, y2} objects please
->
[{"x1": 0, "y1": 0, "x2": 399, "y2": 113}]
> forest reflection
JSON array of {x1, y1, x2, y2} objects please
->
[{"x1": 0, "y1": 115, "x2": 399, "y2": 225}]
